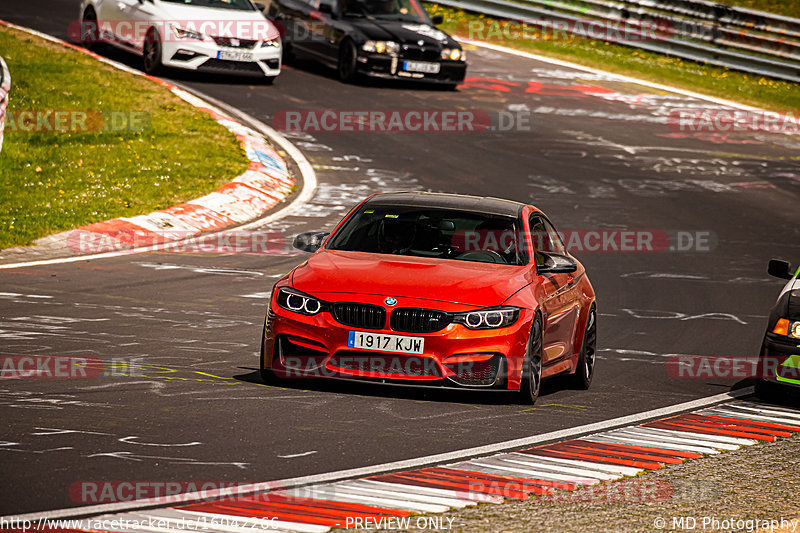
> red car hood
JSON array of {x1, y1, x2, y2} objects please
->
[{"x1": 291, "y1": 250, "x2": 532, "y2": 307}]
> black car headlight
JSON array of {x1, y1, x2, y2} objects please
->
[
  {"x1": 276, "y1": 287, "x2": 327, "y2": 316},
  {"x1": 453, "y1": 306, "x2": 520, "y2": 329},
  {"x1": 362, "y1": 40, "x2": 399, "y2": 55},
  {"x1": 773, "y1": 318, "x2": 800, "y2": 339},
  {"x1": 440, "y1": 47, "x2": 463, "y2": 61}
]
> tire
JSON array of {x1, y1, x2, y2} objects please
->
[
  {"x1": 755, "y1": 379, "x2": 779, "y2": 402},
  {"x1": 81, "y1": 7, "x2": 101, "y2": 51},
  {"x1": 282, "y1": 41, "x2": 295, "y2": 64},
  {"x1": 143, "y1": 28, "x2": 163, "y2": 75},
  {"x1": 572, "y1": 306, "x2": 596, "y2": 389},
  {"x1": 337, "y1": 39, "x2": 358, "y2": 83},
  {"x1": 519, "y1": 316, "x2": 543, "y2": 404},
  {"x1": 263, "y1": 75, "x2": 277, "y2": 86}
]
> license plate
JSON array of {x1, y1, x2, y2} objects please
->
[
  {"x1": 348, "y1": 331, "x2": 424, "y2": 354},
  {"x1": 217, "y1": 50, "x2": 254, "y2": 61},
  {"x1": 402, "y1": 60, "x2": 440, "y2": 74}
]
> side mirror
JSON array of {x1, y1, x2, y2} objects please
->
[
  {"x1": 768, "y1": 258, "x2": 794, "y2": 280},
  {"x1": 431, "y1": 14, "x2": 444, "y2": 25},
  {"x1": 293, "y1": 231, "x2": 330, "y2": 253},
  {"x1": 318, "y1": 1, "x2": 335, "y2": 15},
  {"x1": 255, "y1": 1, "x2": 266, "y2": 10},
  {"x1": 537, "y1": 252, "x2": 577, "y2": 274}
]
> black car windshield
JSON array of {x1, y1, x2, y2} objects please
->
[
  {"x1": 341, "y1": 0, "x2": 429, "y2": 22},
  {"x1": 327, "y1": 206, "x2": 527, "y2": 265},
  {"x1": 160, "y1": 0, "x2": 257, "y2": 11}
]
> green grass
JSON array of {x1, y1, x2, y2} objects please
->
[
  {"x1": 722, "y1": 0, "x2": 800, "y2": 18},
  {"x1": 425, "y1": 3, "x2": 800, "y2": 112},
  {"x1": 0, "y1": 26, "x2": 249, "y2": 249}
]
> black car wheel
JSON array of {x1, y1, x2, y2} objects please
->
[
  {"x1": 572, "y1": 306, "x2": 596, "y2": 389},
  {"x1": 338, "y1": 39, "x2": 358, "y2": 82},
  {"x1": 519, "y1": 316, "x2": 543, "y2": 404},
  {"x1": 143, "y1": 28, "x2": 163, "y2": 75},
  {"x1": 282, "y1": 40, "x2": 295, "y2": 64},
  {"x1": 755, "y1": 379, "x2": 779, "y2": 401}
]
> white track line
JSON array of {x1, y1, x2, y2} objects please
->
[
  {"x1": 176, "y1": 88, "x2": 317, "y2": 233},
  {"x1": 4, "y1": 388, "x2": 753, "y2": 522}
]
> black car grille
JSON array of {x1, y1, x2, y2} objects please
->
[
  {"x1": 332, "y1": 303, "x2": 386, "y2": 329},
  {"x1": 198, "y1": 58, "x2": 263, "y2": 74},
  {"x1": 212, "y1": 36, "x2": 258, "y2": 49},
  {"x1": 445, "y1": 354, "x2": 502, "y2": 386},
  {"x1": 400, "y1": 44, "x2": 440, "y2": 62},
  {"x1": 391, "y1": 308, "x2": 450, "y2": 333}
]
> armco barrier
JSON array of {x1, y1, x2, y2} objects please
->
[{"x1": 435, "y1": 0, "x2": 800, "y2": 83}]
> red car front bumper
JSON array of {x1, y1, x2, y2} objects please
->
[{"x1": 262, "y1": 291, "x2": 532, "y2": 390}]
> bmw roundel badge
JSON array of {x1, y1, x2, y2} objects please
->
[{"x1": 385, "y1": 297, "x2": 398, "y2": 306}]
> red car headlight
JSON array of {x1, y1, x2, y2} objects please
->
[
  {"x1": 453, "y1": 306, "x2": 520, "y2": 330},
  {"x1": 276, "y1": 287, "x2": 328, "y2": 316}
]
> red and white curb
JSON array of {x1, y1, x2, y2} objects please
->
[
  {"x1": 0, "y1": 21, "x2": 296, "y2": 255},
  {"x1": 7, "y1": 400, "x2": 798, "y2": 532},
  {"x1": 0, "y1": 54, "x2": 10, "y2": 153}
]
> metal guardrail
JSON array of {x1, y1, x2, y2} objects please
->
[
  {"x1": 0, "y1": 56, "x2": 10, "y2": 154},
  {"x1": 433, "y1": 0, "x2": 800, "y2": 83}
]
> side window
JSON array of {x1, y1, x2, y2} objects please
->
[
  {"x1": 529, "y1": 215, "x2": 565, "y2": 268},
  {"x1": 542, "y1": 218, "x2": 566, "y2": 254}
]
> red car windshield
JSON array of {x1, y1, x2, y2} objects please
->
[{"x1": 327, "y1": 206, "x2": 527, "y2": 265}]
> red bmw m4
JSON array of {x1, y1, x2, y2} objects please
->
[{"x1": 260, "y1": 192, "x2": 597, "y2": 403}]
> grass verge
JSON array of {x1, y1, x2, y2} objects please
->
[
  {"x1": 0, "y1": 25, "x2": 249, "y2": 249},
  {"x1": 425, "y1": 3, "x2": 800, "y2": 112},
  {"x1": 723, "y1": 0, "x2": 800, "y2": 18}
]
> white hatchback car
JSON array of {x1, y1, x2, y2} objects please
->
[{"x1": 77, "y1": 0, "x2": 282, "y2": 81}]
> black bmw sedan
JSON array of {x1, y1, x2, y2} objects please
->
[{"x1": 265, "y1": 0, "x2": 467, "y2": 86}]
